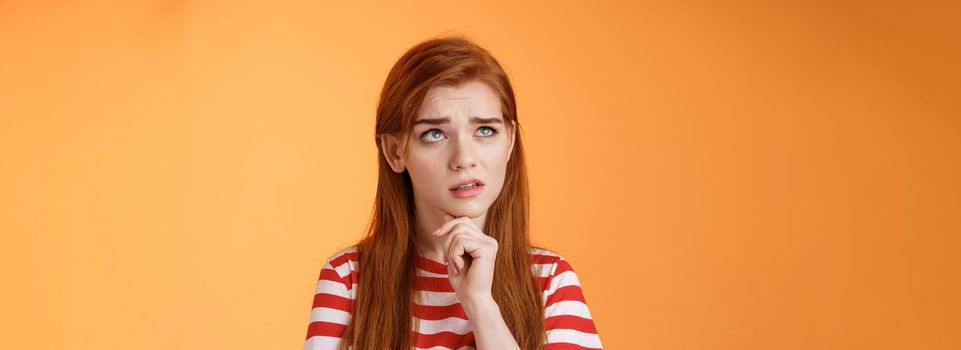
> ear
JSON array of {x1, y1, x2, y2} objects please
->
[
  {"x1": 507, "y1": 119, "x2": 517, "y2": 159},
  {"x1": 379, "y1": 133, "x2": 407, "y2": 173}
]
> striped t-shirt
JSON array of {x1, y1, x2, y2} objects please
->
[{"x1": 304, "y1": 245, "x2": 603, "y2": 349}]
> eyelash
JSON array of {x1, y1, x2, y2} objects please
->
[{"x1": 419, "y1": 126, "x2": 499, "y2": 143}]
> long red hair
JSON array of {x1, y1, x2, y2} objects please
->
[{"x1": 342, "y1": 34, "x2": 545, "y2": 349}]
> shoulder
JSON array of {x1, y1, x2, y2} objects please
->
[
  {"x1": 527, "y1": 246, "x2": 581, "y2": 285},
  {"x1": 528, "y1": 246, "x2": 563, "y2": 260},
  {"x1": 527, "y1": 246, "x2": 586, "y2": 291},
  {"x1": 321, "y1": 245, "x2": 360, "y2": 277},
  {"x1": 312, "y1": 245, "x2": 360, "y2": 295},
  {"x1": 531, "y1": 248, "x2": 601, "y2": 347},
  {"x1": 320, "y1": 245, "x2": 576, "y2": 277},
  {"x1": 527, "y1": 246, "x2": 573, "y2": 272}
]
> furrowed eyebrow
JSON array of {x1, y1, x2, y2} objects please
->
[{"x1": 413, "y1": 117, "x2": 503, "y2": 126}]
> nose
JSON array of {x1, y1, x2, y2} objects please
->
[{"x1": 449, "y1": 134, "x2": 477, "y2": 171}]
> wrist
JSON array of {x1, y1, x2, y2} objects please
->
[{"x1": 460, "y1": 294, "x2": 498, "y2": 315}]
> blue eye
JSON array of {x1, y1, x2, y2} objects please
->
[
  {"x1": 419, "y1": 126, "x2": 499, "y2": 143},
  {"x1": 422, "y1": 129, "x2": 444, "y2": 142},
  {"x1": 478, "y1": 126, "x2": 498, "y2": 137}
]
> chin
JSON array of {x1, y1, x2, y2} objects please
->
[{"x1": 442, "y1": 201, "x2": 490, "y2": 219}]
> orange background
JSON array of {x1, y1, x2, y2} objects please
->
[{"x1": 1, "y1": 1, "x2": 959, "y2": 349}]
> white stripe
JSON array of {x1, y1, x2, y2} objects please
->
[
  {"x1": 417, "y1": 270, "x2": 448, "y2": 278},
  {"x1": 312, "y1": 288, "x2": 467, "y2": 307},
  {"x1": 415, "y1": 290, "x2": 461, "y2": 306},
  {"x1": 544, "y1": 300, "x2": 593, "y2": 319},
  {"x1": 304, "y1": 335, "x2": 346, "y2": 350},
  {"x1": 309, "y1": 306, "x2": 351, "y2": 325},
  {"x1": 415, "y1": 263, "x2": 554, "y2": 278},
  {"x1": 544, "y1": 270, "x2": 581, "y2": 299},
  {"x1": 414, "y1": 316, "x2": 472, "y2": 335},
  {"x1": 314, "y1": 279, "x2": 349, "y2": 295},
  {"x1": 531, "y1": 263, "x2": 554, "y2": 277},
  {"x1": 545, "y1": 328, "x2": 603, "y2": 348},
  {"x1": 333, "y1": 261, "x2": 353, "y2": 278}
]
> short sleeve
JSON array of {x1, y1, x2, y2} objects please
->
[
  {"x1": 543, "y1": 254, "x2": 603, "y2": 349},
  {"x1": 304, "y1": 248, "x2": 356, "y2": 350}
]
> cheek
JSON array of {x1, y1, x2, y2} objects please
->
[
  {"x1": 405, "y1": 153, "x2": 445, "y2": 185},
  {"x1": 482, "y1": 144, "x2": 511, "y2": 168},
  {"x1": 482, "y1": 149, "x2": 511, "y2": 186}
]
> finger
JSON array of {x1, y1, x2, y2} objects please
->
[
  {"x1": 451, "y1": 239, "x2": 466, "y2": 275},
  {"x1": 447, "y1": 228, "x2": 488, "y2": 273},
  {"x1": 442, "y1": 224, "x2": 484, "y2": 252},
  {"x1": 447, "y1": 232, "x2": 483, "y2": 275},
  {"x1": 436, "y1": 221, "x2": 488, "y2": 244},
  {"x1": 432, "y1": 216, "x2": 471, "y2": 236},
  {"x1": 453, "y1": 239, "x2": 467, "y2": 273},
  {"x1": 451, "y1": 237, "x2": 486, "y2": 273},
  {"x1": 445, "y1": 230, "x2": 466, "y2": 273},
  {"x1": 444, "y1": 229, "x2": 467, "y2": 271},
  {"x1": 434, "y1": 213, "x2": 455, "y2": 236}
]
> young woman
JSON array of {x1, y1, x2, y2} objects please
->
[{"x1": 304, "y1": 35, "x2": 603, "y2": 350}]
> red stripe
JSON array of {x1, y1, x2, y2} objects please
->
[
  {"x1": 536, "y1": 276, "x2": 551, "y2": 291},
  {"x1": 312, "y1": 293, "x2": 352, "y2": 312},
  {"x1": 413, "y1": 303, "x2": 467, "y2": 320},
  {"x1": 305, "y1": 321, "x2": 347, "y2": 339},
  {"x1": 415, "y1": 276, "x2": 454, "y2": 292},
  {"x1": 531, "y1": 254, "x2": 560, "y2": 264},
  {"x1": 545, "y1": 343, "x2": 602, "y2": 350},
  {"x1": 416, "y1": 255, "x2": 450, "y2": 274},
  {"x1": 554, "y1": 259, "x2": 574, "y2": 275},
  {"x1": 318, "y1": 268, "x2": 352, "y2": 289},
  {"x1": 333, "y1": 251, "x2": 560, "y2": 268},
  {"x1": 543, "y1": 259, "x2": 574, "y2": 293},
  {"x1": 412, "y1": 330, "x2": 475, "y2": 349},
  {"x1": 318, "y1": 267, "x2": 340, "y2": 282},
  {"x1": 330, "y1": 252, "x2": 358, "y2": 268},
  {"x1": 545, "y1": 314, "x2": 598, "y2": 333},
  {"x1": 545, "y1": 285, "x2": 586, "y2": 307},
  {"x1": 334, "y1": 251, "x2": 562, "y2": 276}
]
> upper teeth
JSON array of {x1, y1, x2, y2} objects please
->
[{"x1": 456, "y1": 183, "x2": 478, "y2": 190}]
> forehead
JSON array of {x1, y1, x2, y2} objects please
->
[{"x1": 416, "y1": 81, "x2": 502, "y2": 119}]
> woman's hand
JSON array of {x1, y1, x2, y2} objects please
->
[{"x1": 431, "y1": 213, "x2": 499, "y2": 303}]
